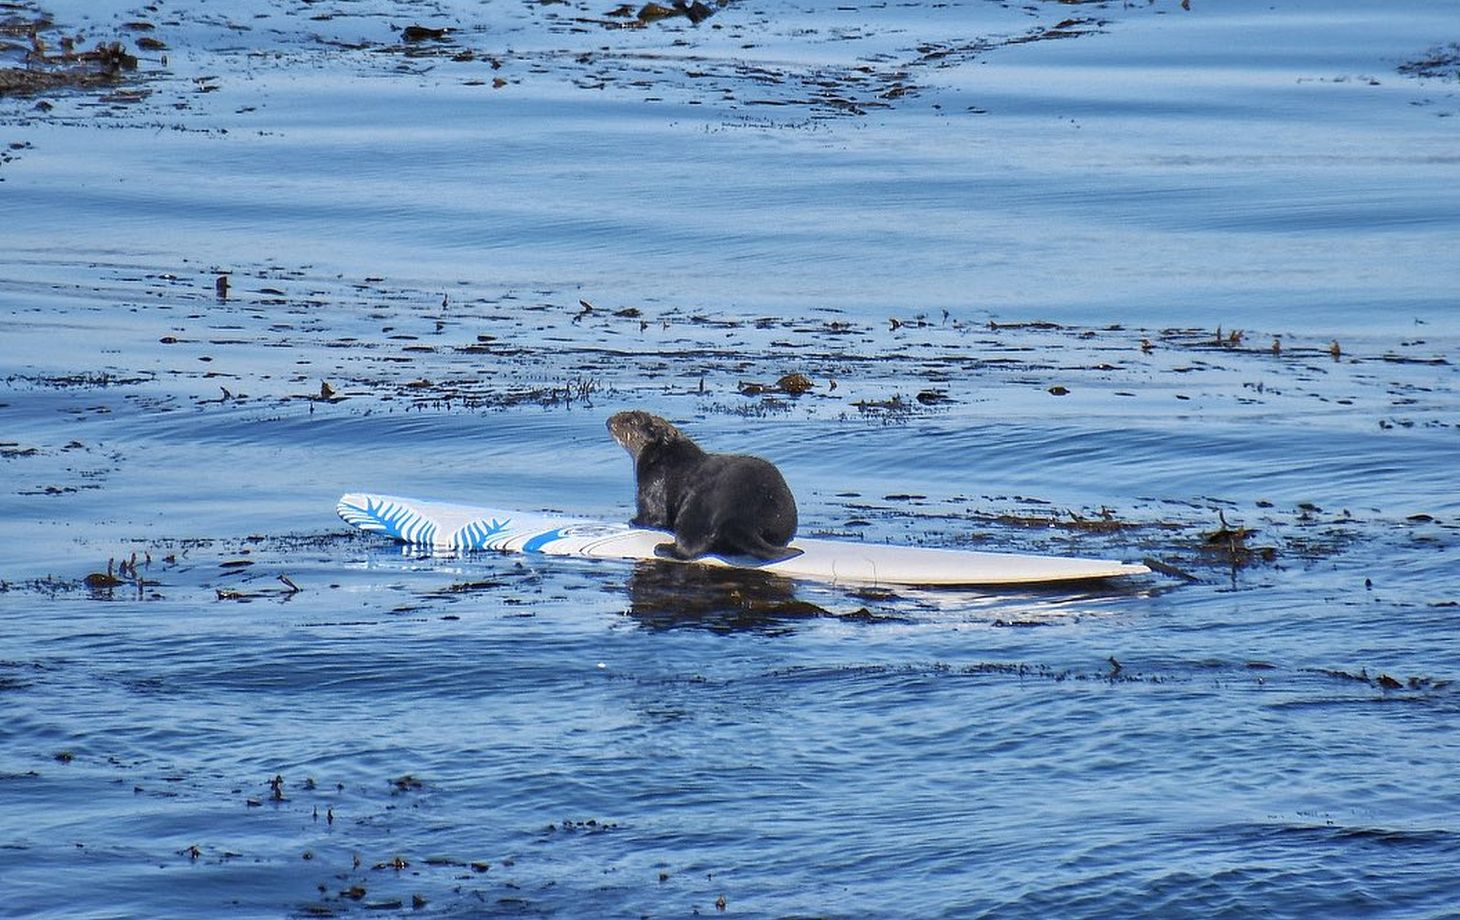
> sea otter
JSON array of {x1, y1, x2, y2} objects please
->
[{"x1": 607, "y1": 410, "x2": 798, "y2": 561}]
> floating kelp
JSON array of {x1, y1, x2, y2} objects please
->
[
  {"x1": 0, "y1": 20, "x2": 142, "y2": 97},
  {"x1": 739, "y1": 372, "x2": 815, "y2": 396},
  {"x1": 1398, "y1": 43, "x2": 1460, "y2": 80},
  {"x1": 400, "y1": 25, "x2": 450, "y2": 43}
]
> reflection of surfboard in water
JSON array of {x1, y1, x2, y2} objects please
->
[{"x1": 337, "y1": 493, "x2": 1149, "y2": 587}]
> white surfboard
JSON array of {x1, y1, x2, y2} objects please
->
[{"x1": 337, "y1": 493, "x2": 1149, "y2": 587}]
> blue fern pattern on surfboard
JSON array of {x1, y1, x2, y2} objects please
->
[
  {"x1": 338, "y1": 495, "x2": 521, "y2": 551},
  {"x1": 458, "y1": 516, "x2": 514, "y2": 550},
  {"x1": 337, "y1": 495, "x2": 437, "y2": 545}
]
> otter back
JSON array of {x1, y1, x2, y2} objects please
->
[
  {"x1": 609, "y1": 410, "x2": 798, "y2": 561},
  {"x1": 634, "y1": 451, "x2": 797, "y2": 561}
]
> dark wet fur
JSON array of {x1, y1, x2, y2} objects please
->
[{"x1": 608, "y1": 411, "x2": 797, "y2": 561}]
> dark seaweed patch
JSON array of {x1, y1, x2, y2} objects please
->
[
  {"x1": 6, "y1": 370, "x2": 154, "y2": 388},
  {"x1": 1398, "y1": 43, "x2": 1460, "y2": 81},
  {"x1": 1201, "y1": 511, "x2": 1276, "y2": 568},
  {"x1": 400, "y1": 25, "x2": 451, "y2": 44},
  {"x1": 1306, "y1": 667, "x2": 1452, "y2": 692},
  {"x1": 0, "y1": 10, "x2": 146, "y2": 97},
  {"x1": 322, "y1": 0, "x2": 1118, "y2": 119}
]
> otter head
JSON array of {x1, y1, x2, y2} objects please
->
[{"x1": 607, "y1": 410, "x2": 685, "y2": 459}]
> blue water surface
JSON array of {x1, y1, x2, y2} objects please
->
[{"x1": 2, "y1": 0, "x2": 1459, "y2": 917}]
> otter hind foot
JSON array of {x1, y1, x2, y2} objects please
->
[
  {"x1": 654, "y1": 540, "x2": 696, "y2": 561},
  {"x1": 654, "y1": 539, "x2": 802, "y2": 565}
]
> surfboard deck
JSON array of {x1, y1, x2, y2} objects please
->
[{"x1": 338, "y1": 493, "x2": 1149, "y2": 587}]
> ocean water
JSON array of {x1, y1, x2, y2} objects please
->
[{"x1": 2, "y1": 0, "x2": 1458, "y2": 917}]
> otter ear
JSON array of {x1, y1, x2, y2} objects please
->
[{"x1": 646, "y1": 415, "x2": 674, "y2": 443}]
